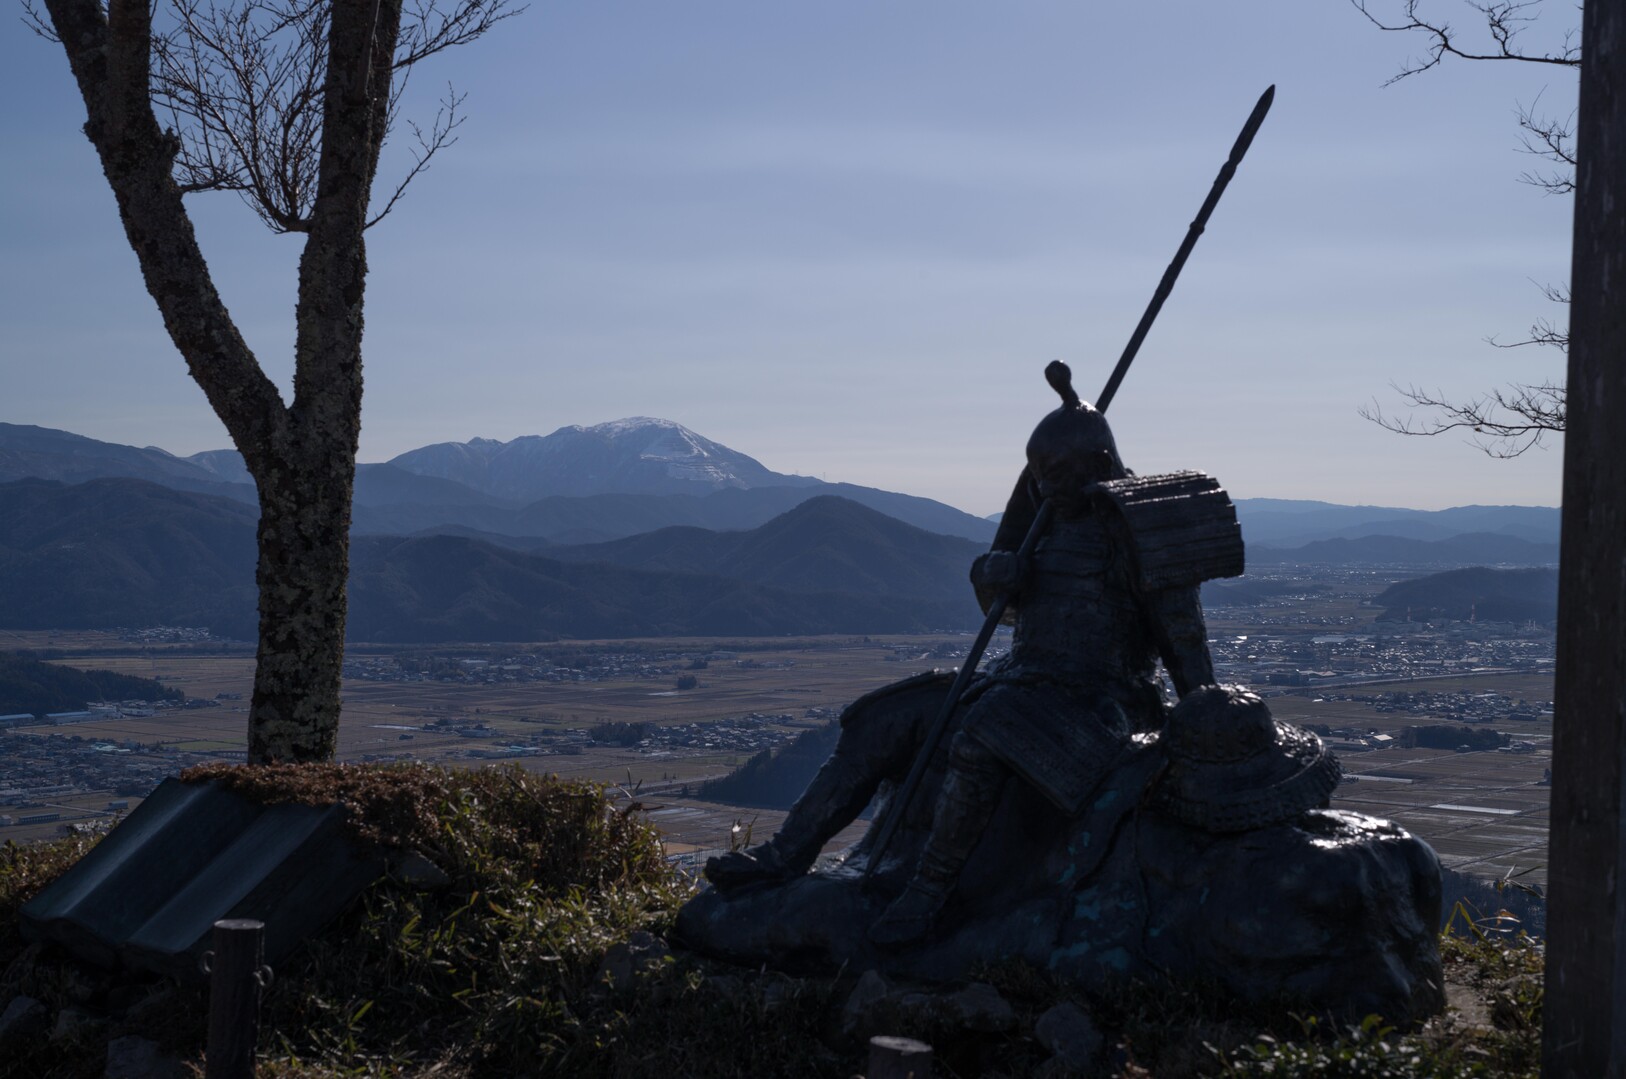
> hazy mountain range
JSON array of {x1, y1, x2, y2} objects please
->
[
  {"x1": 1250, "y1": 532, "x2": 1559, "y2": 566},
  {"x1": 0, "y1": 479, "x2": 981, "y2": 640},
  {"x1": 0, "y1": 419, "x2": 1562, "y2": 640},
  {"x1": 1235, "y1": 498, "x2": 1559, "y2": 547},
  {"x1": 0, "y1": 421, "x2": 996, "y2": 544}
]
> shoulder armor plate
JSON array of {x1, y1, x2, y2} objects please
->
[{"x1": 1090, "y1": 470, "x2": 1244, "y2": 590}]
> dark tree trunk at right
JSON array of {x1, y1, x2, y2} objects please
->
[{"x1": 1543, "y1": 2, "x2": 1626, "y2": 1075}]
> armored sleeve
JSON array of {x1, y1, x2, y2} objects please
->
[
  {"x1": 971, "y1": 467, "x2": 1042, "y2": 620},
  {"x1": 1148, "y1": 584, "x2": 1214, "y2": 698}
]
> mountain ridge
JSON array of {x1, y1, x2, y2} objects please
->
[
  {"x1": 0, "y1": 421, "x2": 996, "y2": 543},
  {"x1": 384, "y1": 417, "x2": 823, "y2": 500},
  {"x1": 3, "y1": 422, "x2": 1562, "y2": 548},
  {"x1": 1250, "y1": 531, "x2": 1558, "y2": 566},
  {"x1": 0, "y1": 479, "x2": 981, "y2": 640}
]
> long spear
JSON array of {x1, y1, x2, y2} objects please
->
[{"x1": 862, "y1": 85, "x2": 1275, "y2": 883}]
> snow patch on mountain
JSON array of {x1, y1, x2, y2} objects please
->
[{"x1": 386, "y1": 418, "x2": 820, "y2": 501}]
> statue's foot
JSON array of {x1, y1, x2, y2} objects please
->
[
  {"x1": 704, "y1": 843, "x2": 806, "y2": 893},
  {"x1": 868, "y1": 884, "x2": 946, "y2": 949}
]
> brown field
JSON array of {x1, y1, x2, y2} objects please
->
[
  {"x1": 3, "y1": 626, "x2": 1557, "y2": 884},
  {"x1": 3, "y1": 633, "x2": 970, "y2": 851},
  {"x1": 1265, "y1": 669, "x2": 1554, "y2": 887}
]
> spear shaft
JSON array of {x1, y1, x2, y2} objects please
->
[
  {"x1": 1096, "y1": 84, "x2": 1275, "y2": 413},
  {"x1": 861, "y1": 86, "x2": 1275, "y2": 884}
]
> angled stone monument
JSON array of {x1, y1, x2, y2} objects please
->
[
  {"x1": 20, "y1": 778, "x2": 387, "y2": 981},
  {"x1": 677, "y1": 366, "x2": 1444, "y2": 1026}
]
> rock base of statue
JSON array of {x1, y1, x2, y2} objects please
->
[{"x1": 676, "y1": 754, "x2": 1444, "y2": 1027}]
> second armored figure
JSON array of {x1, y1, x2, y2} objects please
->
[{"x1": 707, "y1": 361, "x2": 1243, "y2": 946}]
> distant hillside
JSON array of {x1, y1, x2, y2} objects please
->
[
  {"x1": 184, "y1": 448, "x2": 252, "y2": 484},
  {"x1": 546, "y1": 496, "x2": 983, "y2": 602},
  {"x1": 699, "y1": 721, "x2": 843, "y2": 808},
  {"x1": 1251, "y1": 532, "x2": 1558, "y2": 567},
  {"x1": 1235, "y1": 498, "x2": 1560, "y2": 547},
  {"x1": 1374, "y1": 567, "x2": 1559, "y2": 624},
  {"x1": 0, "y1": 479, "x2": 981, "y2": 641},
  {"x1": 0, "y1": 424, "x2": 514, "y2": 513},
  {"x1": 352, "y1": 464, "x2": 518, "y2": 510},
  {"x1": 359, "y1": 482, "x2": 997, "y2": 545},
  {"x1": 0, "y1": 478, "x2": 260, "y2": 637},
  {"x1": 346, "y1": 535, "x2": 977, "y2": 641},
  {"x1": 0, "y1": 423, "x2": 254, "y2": 501},
  {"x1": 2, "y1": 422, "x2": 995, "y2": 543},
  {"x1": 0, "y1": 651, "x2": 181, "y2": 716},
  {"x1": 386, "y1": 418, "x2": 822, "y2": 500}
]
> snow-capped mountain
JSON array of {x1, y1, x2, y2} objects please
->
[{"x1": 386, "y1": 417, "x2": 821, "y2": 501}]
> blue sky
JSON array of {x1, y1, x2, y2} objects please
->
[{"x1": 1, "y1": 2, "x2": 1576, "y2": 515}]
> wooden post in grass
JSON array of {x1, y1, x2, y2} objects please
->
[
  {"x1": 1543, "y1": 2, "x2": 1626, "y2": 1075},
  {"x1": 868, "y1": 1035, "x2": 933, "y2": 1079},
  {"x1": 204, "y1": 918, "x2": 268, "y2": 1079}
]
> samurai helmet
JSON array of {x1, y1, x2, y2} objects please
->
[{"x1": 1025, "y1": 361, "x2": 1127, "y2": 494}]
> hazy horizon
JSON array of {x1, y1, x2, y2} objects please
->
[{"x1": 0, "y1": 414, "x2": 1562, "y2": 516}]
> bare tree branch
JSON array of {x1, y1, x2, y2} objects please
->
[
  {"x1": 41, "y1": 0, "x2": 288, "y2": 455},
  {"x1": 1513, "y1": 89, "x2": 1577, "y2": 193},
  {"x1": 1360, "y1": 380, "x2": 1567, "y2": 456},
  {"x1": 394, "y1": 0, "x2": 525, "y2": 68},
  {"x1": 367, "y1": 83, "x2": 464, "y2": 228},
  {"x1": 33, "y1": 0, "x2": 523, "y2": 234},
  {"x1": 1353, "y1": 1, "x2": 1578, "y2": 453},
  {"x1": 1350, "y1": 0, "x2": 1580, "y2": 83},
  {"x1": 1364, "y1": 278, "x2": 1567, "y2": 455},
  {"x1": 1488, "y1": 282, "x2": 1570, "y2": 351}
]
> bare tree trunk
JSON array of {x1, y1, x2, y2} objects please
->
[
  {"x1": 44, "y1": 0, "x2": 404, "y2": 763},
  {"x1": 1542, "y1": 1, "x2": 1626, "y2": 1075},
  {"x1": 238, "y1": 0, "x2": 399, "y2": 761},
  {"x1": 246, "y1": 455, "x2": 354, "y2": 762}
]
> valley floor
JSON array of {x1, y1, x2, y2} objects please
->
[{"x1": 0, "y1": 568, "x2": 1556, "y2": 893}]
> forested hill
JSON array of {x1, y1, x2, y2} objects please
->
[
  {"x1": 1374, "y1": 566, "x2": 1559, "y2": 624},
  {"x1": 699, "y1": 720, "x2": 843, "y2": 808},
  {"x1": 543, "y1": 496, "x2": 984, "y2": 602},
  {"x1": 345, "y1": 533, "x2": 977, "y2": 641},
  {"x1": 0, "y1": 652, "x2": 180, "y2": 717}
]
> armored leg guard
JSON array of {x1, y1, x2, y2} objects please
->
[
  {"x1": 705, "y1": 744, "x2": 878, "y2": 893},
  {"x1": 869, "y1": 733, "x2": 1007, "y2": 947}
]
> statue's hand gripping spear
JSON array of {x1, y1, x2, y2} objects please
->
[{"x1": 861, "y1": 85, "x2": 1275, "y2": 884}]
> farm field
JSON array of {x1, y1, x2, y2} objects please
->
[
  {"x1": 0, "y1": 632, "x2": 975, "y2": 852},
  {"x1": 1, "y1": 608, "x2": 1557, "y2": 888}
]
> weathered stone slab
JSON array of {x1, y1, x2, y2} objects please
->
[{"x1": 21, "y1": 778, "x2": 386, "y2": 981}]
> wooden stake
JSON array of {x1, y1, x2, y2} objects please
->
[{"x1": 205, "y1": 918, "x2": 267, "y2": 1079}]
